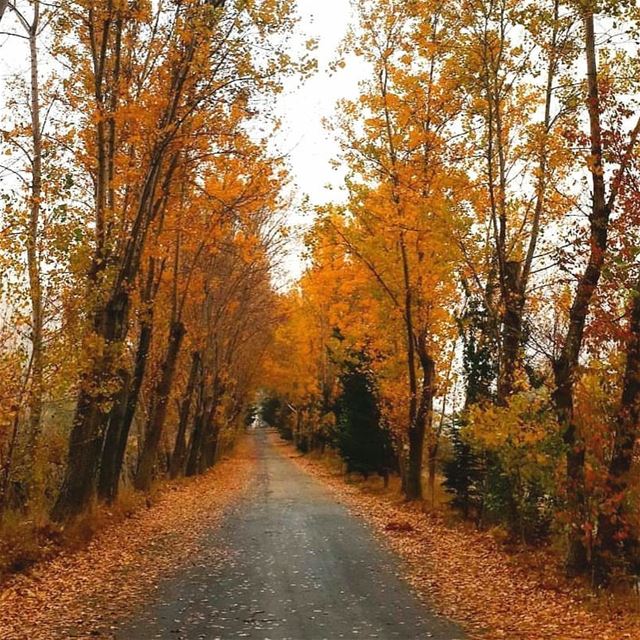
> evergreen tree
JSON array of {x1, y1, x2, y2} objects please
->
[
  {"x1": 443, "y1": 420, "x2": 485, "y2": 521},
  {"x1": 335, "y1": 352, "x2": 394, "y2": 483}
]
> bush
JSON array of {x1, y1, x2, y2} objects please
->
[{"x1": 443, "y1": 395, "x2": 560, "y2": 545}]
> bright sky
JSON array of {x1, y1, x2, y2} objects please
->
[
  {"x1": 270, "y1": 0, "x2": 369, "y2": 280},
  {"x1": 273, "y1": 0, "x2": 364, "y2": 204}
]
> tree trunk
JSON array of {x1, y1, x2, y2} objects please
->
[
  {"x1": 135, "y1": 321, "x2": 186, "y2": 491},
  {"x1": 52, "y1": 289, "x2": 130, "y2": 520},
  {"x1": 595, "y1": 276, "x2": 640, "y2": 583},
  {"x1": 406, "y1": 350, "x2": 435, "y2": 501},
  {"x1": 98, "y1": 317, "x2": 153, "y2": 502},
  {"x1": 199, "y1": 393, "x2": 222, "y2": 473},
  {"x1": 406, "y1": 423, "x2": 425, "y2": 500},
  {"x1": 552, "y1": 11, "x2": 610, "y2": 577},
  {"x1": 428, "y1": 444, "x2": 437, "y2": 509},
  {"x1": 497, "y1": 261, "x2": 524, "y2": 403},
  {"x1": 170, "y1": 351, "x2": 200, "y2": 479},
  {"x1": 25, "y1": 0, "x2": 44, "y2": 496},
  {"x1": 96, "y1": 369, "x2": 130, "y2": 502},
  {"x1": 398, "y1": 232, "x2": 425, "y2": 500},
  {"x1": 185, "y1": 402, "x2": 206, "y2": 478}
]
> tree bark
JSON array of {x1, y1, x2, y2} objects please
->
[
  {"x1": 199, "y1": 387, "x2": 223, "y2": 473},
  {"x1": 170, "y1": 351, "x2": 200, "y2": 478},
  {"x1": 406, "y1": 348, "x2": 435, "y2": 501},
  {"x1": 135, "y1": 321, "x2": 186, "y2": 491},
  {"x1": 552, "y1": 11, "x2": 609, "y2": 576},
  {"x1": 96, "y1": 369, "x2": 130, "y2": 502},
  {"x1": 185, "y1": 401, "x2": 206, "y2": 478},
  {"x1": 497, "y1": 261, "x2": 524, "y2": 403},
  {"x1": 400, "y1": 233, "x2": 419, "y2": 499}
]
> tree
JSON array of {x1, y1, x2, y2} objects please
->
[
  {"x1": 454, "y1": 0, "x2": 578, "y2": 404},
  {"x1": 551, "y1": 5, "x2": 640, "y2": 576},
  {"x1": 335, "y1": 350, "x2": 394, "y2": 484},
  {"x1": 324, "y1": 0, "x2": 469, "y2": 499},
  {"x1": 52, "y1": 0, "x2": 300, "y2": 519}
]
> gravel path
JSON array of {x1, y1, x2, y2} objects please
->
[{"x1": 116, "y1": 429, "x2": 465, "y2": 640}]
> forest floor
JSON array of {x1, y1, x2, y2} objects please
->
[{"x1": 289, "y1": 441, "x2": 640, "y2": 639}]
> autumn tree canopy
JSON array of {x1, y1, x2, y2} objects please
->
[
  {"x1": 265, "y1": 0, "x2": 640, "y2": 586},
  {"x1": 1, "y1": 0, "x2": 640, "y2": 593}
]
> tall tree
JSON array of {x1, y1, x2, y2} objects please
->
[{"x1": 552, "y1": 6, "x2": 640, "y2": 575}]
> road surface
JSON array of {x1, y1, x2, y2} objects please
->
[{"x1": 116, "y1": 430, "x2": 465, "y2": 640}]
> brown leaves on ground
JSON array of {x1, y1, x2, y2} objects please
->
[
  {"x1": 290, "y1": 451, "x2": 640, "y2": 640},
  {"x1": 0, "y1": 439, "x2": 256, "y2": 640}
]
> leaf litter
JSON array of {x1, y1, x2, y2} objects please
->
[
  {"x1": 0, "y1": 439, "x2": 256, "y2": 640},
  {"x1": 289, "y1": 446, "x2": 640, "y2": 640}
]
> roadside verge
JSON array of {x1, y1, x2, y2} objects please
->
[
  {"x1": 284, "y1": 438, "x2": 640, "y2": 640},
  {"x1": 0, "y1": 438, "x2": 256, "y2": 640}
]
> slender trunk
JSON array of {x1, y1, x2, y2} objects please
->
[
  {"x1": 170, "y1": 351, "x2": 200, "y2": 478},
  {"x1": 399, "y1": 233, "x2": 424, "y2": 500},
  {"x1": 26, "y1": 1, "x2": 44, "y2": 492},
  {"x1": 135, "y1": 321, "x2": 186, "y2": 491},
  {"x1": 185, "y1": 400, "x2": 206, "y2": 478},
  {"x1": 99, "y1": 257, "x2": 160, "y2": 502},
  {"x1": 199, "y1": 416, "x2": 219, "y2": 473},
  {"x1": 406, "y1": 349, "x2": 435, "y2": 501},
  {"x1": 552, "y1": 11, "x2": 609, "y2": 576},
  {"x1": 595, "y1": 275, "x2": 640, "y2": 583},
  {"x1": 492, "y1": 3, "x2": 559, "y2": 407},
  {"x1": 406, "y1": 425, "x2": 424, "y2": 500},
  {"x1": 199, "y1": 384, "x2": 224, "y2": 473},
  {"x1": 0, "y1": 356, "x2": 32, "y2": 513},
  {"x1": 98, "y1": 317, "x2": 153, "y2": 501},
  {"x1": 428, "y1": 443, "x2": 437, "y2": 509},
  {"x1": 497, "y1": 261, "x2": 523, "y2": 403}
]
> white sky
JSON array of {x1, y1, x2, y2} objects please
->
[
  {"x1": 270, "y1": 0, "x2": 369, "y2": 280},
  {"x1": 273, "y1": 0, "x2": 365, "y2": 205}
]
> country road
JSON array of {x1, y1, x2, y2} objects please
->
[{"x1": 116, "y1": 429, "x2": 465, "y2": 640}]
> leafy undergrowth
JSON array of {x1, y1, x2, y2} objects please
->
[
  {"x1": 0, "y1": 438, "x2": 256, "y2": 640},
  {"x1": 286, "y1": 442, "x2": 640, "y2": 640}
]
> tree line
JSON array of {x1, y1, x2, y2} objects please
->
[
  {"x1": 0, "y1": 0, "x2": 302, "y2": 568},
  {"x1": 263, "y1": 0, "x2": 640, "y2": 587}
]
